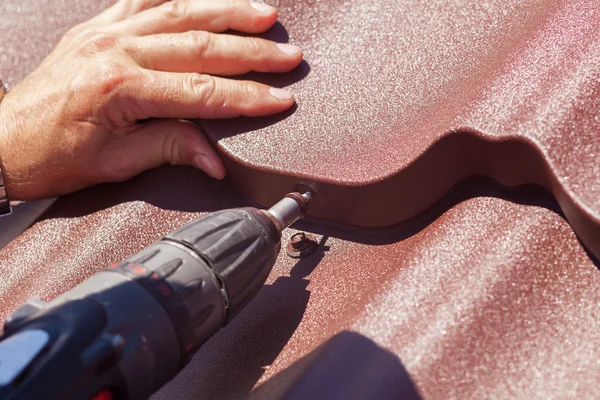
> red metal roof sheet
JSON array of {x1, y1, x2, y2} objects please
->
[
  {"x1": 1, "y1": 0, "x2": 599, "y2": 398},
  {"x1": 202, "y1": 0, "x2": 600, "y2": 257}
]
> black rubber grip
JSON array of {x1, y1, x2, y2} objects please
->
[
  {"x1": 110, "y1": 241, "x2": 225, "y2": 362},
  {"x1": 165, "y1": 208, "x2": 281, "y2": 321}
]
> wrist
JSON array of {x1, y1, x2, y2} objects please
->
[{"x1": 0, "y1": 81, "x2": 13, "y2": 213}]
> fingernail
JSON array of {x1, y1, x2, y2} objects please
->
[
  {"x1": 251, "y1": 2, "x2": 276, "y2": 14},
  {"x1": 277, "y1": 43, "x2": 302, "y2": 55},
  {"x1": 269, "y1": 87, "x2": 294, "y2": 101},
  {"x1": 193, "y1": 154, "x2": 216, "y2": 178}
]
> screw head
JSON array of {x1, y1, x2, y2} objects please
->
[
  {"x1": 290, "y1": 232, "x2": 307, "y2": 249},
  {"x1": 286, "y1": 232, "x2": 317, "y2": 258}
]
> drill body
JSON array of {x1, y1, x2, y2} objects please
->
[{"x1": 0, "y1": 193, "x2": 310, "y2": 400}]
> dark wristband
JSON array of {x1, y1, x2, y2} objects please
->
[{"x1": 0, "y1": 80, "x2": 12, "y2": 216}]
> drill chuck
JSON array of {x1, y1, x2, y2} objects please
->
[
  {"x1": 267, "y1": 192, "x2": 312, "y2": 231},
  {"x1": 0, "y1": 192, "x2": 310, "y2": 400}
]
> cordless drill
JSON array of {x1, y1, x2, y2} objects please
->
[{"x1": 0, "y1": 192, "x2": 311, "y2": 400}]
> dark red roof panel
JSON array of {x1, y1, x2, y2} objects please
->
[
  {"x1": 1, "y1": 0, "x2": 599, "y2": 398},
  {"x1": 202, "y1": 0, "x2": 600, "y2": 256}
]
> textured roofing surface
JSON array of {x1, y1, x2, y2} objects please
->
[
  {"x1": 1, "y1": 1, "x2": 599, "y2": 399},
  {"x1": 202, "y1": 0, "x2": 600, "y2": 257}
]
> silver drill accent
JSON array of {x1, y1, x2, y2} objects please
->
[{"x1": 267, "y1": 192, "x2": 311, "y2": 231}]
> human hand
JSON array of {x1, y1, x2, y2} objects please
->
[{"x1": 0, "y1": 0, "x2": 302, "y2": 200}]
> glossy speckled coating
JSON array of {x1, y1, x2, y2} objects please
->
[
  {"x1": 1, "y1": 0, "x2": 599, "y2": 399},
  {"x1": 202, "y1": 0, "x2": 600, "y2": 257},
  {"x1": 0, "y1": 171, "x2": 598, "y2": 399}
]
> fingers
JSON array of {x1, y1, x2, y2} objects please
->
[
  {"x1": 116, "y1": 0, "x2": 173, "y2": 15},
  {"x1": 126, "y1": 32, "x2": 302, "y2": 75},
  {"x1": 79, "y1": 0, "x2": 171, "y2": 30},
  {"x1": 129, "y1": 70, "x2": 295, "y2": 119},
  {"x1": 106, "y1": 0, "x2": 278, "y2": 36},
  {"x1": 110, "y1": 119, "x2": 226, "y2": 179}
]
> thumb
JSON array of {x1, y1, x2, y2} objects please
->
[{"x1": 113, "y1": 119, "x2": 227, "y2": 180}]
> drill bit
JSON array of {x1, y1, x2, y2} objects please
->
[{"x1": 266, "y1": 192, "x2": 312, "y2": 232}]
